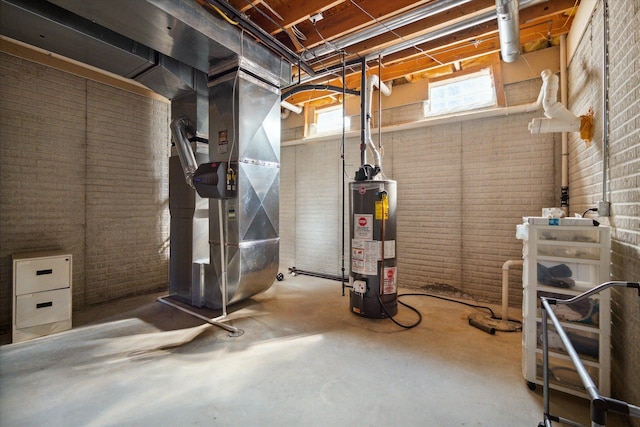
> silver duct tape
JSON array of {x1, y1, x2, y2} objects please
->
[{"x1": 239, "y1": 158, "x2": 280, "y2": 168}]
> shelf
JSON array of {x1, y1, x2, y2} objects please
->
[
  {"x1": 534, "y1": 347, "x2": 599, "y2": 367},
  {"x1": 520, "y1": 221, "x2": 610, "y2": 398}
]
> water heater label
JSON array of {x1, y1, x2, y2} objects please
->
[
  {"x1": 354, "y1": 214, "x2": 373, "y2": 240},
  {"x1": 383, "y1": 267, "x2": 397, "y2": 294},
  {"x1": 375, "y1": 199, "x2": 389, "y2": 220},
  {"x1": 351, "y1": 239, "x2": 378, "y2": 275}
]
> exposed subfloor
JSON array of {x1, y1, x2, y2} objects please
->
[{"x1": 0, "y1": 275, "x2": 621, "y2": 426}]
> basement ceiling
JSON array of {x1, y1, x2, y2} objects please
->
[
  {"x1": 200, "y1": 0, "x2": 580, "y2": 106},
  {"x1": 1, "y1": 0, "x2": 580, "y2": 107}
]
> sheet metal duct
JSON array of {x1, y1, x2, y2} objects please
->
[
  {"x1": 0, "y1": 0, "x2": 156, "y2": 79},
  {"x1": 204, "y1": 57, "x2": 281, "y2": 308},
  {"x1": 46, "y1": 0, "x2": 291, "y2": 85},
  {"x1": 496, "y1": 0, "x2": 521, "y2": 63}
]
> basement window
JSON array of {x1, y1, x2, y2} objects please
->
[
  {"x1": 423, "y1": 68, "x2": 497, "y2": 116},
  {"x1": 315, "y1": 106, "x2": 350, "y2": 135}
]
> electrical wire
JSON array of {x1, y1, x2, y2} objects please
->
[
  {"x1": 377, "y1": 294, "x2": 422, "y2": 329},
  {"x1": 378, "y1": 291, "x2": 523, "y2": 330},
  {"x1": 208, "y1": 3, "x2": 239, "y2": 25},
  {"x1": 348, "y1": 0, "x2": 443, "y2": 66}
]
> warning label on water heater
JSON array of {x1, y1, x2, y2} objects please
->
[
  {"x1": 351, "y1": 239, "x2": 396, "y2": 275},
  {"x1": 351, "y1": 239, "x2": 378, "y2": 275},
  {"x1": 354, "y1": 214, "x2": 373, "y2": 240},
  {"x1": 383, "y1": 266, "x2": 397, "y2": 294}
]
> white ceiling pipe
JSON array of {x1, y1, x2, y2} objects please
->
[
  {"x1": 281, "y1": 100, "x2": 303, "y2": 114},
  {"x1": 496, "y1": 0, "x2": 521, "y2": 63},
  {"x1": 283, "y1": 98, "x2": 544, "y2": 146}
]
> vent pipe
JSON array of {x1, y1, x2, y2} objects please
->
[
  {"x1": 363, "y1": 74, "x2": 392, "y2": 173},
  {"x1": 496, "y1": 0, "x2": 521, "y2": 63},
  {"x1": 528, "y1": 70, "x2": 581, "y2": 134},
  {"x1": 170, "y1": 117, "x2": 198, "y2": 189}
]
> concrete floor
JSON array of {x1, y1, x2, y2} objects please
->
[{"x1": 0, "y1": 275, "x2": 614, "y2": 426}]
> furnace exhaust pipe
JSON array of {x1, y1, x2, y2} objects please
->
[{"x1": 170, "y1": 117, "x2": 198, "y2": 189}]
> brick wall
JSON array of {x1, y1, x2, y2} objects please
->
[
  {"x1": 281, "y1": 79, "x2": 556, "y2": 306},
  {"x1": 0, "y1": 53, "x2": 170, "y2": 326},
  {"x1": 568, "y1": 0, "x2": 640, "y2": 421}
]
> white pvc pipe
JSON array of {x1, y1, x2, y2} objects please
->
[
  {"x1": 283, "y1": 98, "x2": 543, "y2": 146},
  {"x1": 529, "y1": 69, "x2": 580, "y2": 134},
  {"x1": 281, "y1": 100, "x2": 303, "y2": 115},
  {"x1": 502, "y1": 259, "x2": 523, "y2": 326},
  {"x1": 364, "y1": 74, "x2": 392, "y2": 169}
]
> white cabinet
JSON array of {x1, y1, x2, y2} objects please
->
[
  {"x1": 12, "y1": 250, "x2": 72, "y2": 343},
  {"x1": 519, "y1": 219, "x2": 610, "y2": 398}
]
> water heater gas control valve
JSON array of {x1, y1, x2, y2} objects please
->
[{"x1": 353, "y1": 280, "x2": 367, "y2": 295}]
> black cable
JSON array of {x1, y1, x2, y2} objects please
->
[
  {"x1": 400, "y1": 292, "x2": 523, "y2": 325},
  {"x1": 582, "y1": 207, "x2": 598, "y2": 217},
  {"x1": 400, "y1": 292, "x2": 497, "y2": 317},
  {"x1": 377, "y1": 294, "x2": 422, "y2": 329}
]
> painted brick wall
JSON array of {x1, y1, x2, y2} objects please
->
[
  {"x1": 84, "y1": 81, "x2": 170, "y2": 304},
  {"x1": 281, "y1": 79, "x2": 556, "y2": 307},
  {"x1": 568, "y1": 0, "x2": 640, "y2": 421},
  {"x1": 0, "y1": 53, "x2": 170, "y2": 326}
]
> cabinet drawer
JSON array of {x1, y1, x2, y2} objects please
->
[
  {"x1": 536, "y1": 228, "x2": 601, "y2": 243},
  {"x1": 14, "y1": 256, "x2": 71, "y2": 294},
  {"x1": 15, "y1": 288, "x2": 71, "y2": 329}
]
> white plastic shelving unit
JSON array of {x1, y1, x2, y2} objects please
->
[
  {"x1": 12, "y1": 250, "x2": 72, "y2": 343},
  {"x1": 519, "y1": 218, "x2": 610, "y2": 398}
]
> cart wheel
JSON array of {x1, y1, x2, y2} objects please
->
[
  {"x1": 527, "y1": 381, "x2": 536, "y2": 391},
  {"x1": 276, "y1": 273, "x2": 284, "y2": 281},
  {"x1": 538, "y1": 423, "x2": 545, "y2": 427}
]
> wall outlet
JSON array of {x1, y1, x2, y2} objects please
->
[{"x1": 597, "y1": 200, "x2": 610, "y2": 217}]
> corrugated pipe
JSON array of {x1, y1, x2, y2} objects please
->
[
  {"x1": 496, "y1": 0, "x2": 521, "y2": 63},
  {"x1": 170, "y1": 117, "x2": 198, "y2": 189}
]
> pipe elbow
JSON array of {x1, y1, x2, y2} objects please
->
[{"x1": 502, "y1": 259, "x2": 523, "y2": 270}]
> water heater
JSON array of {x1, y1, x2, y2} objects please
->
[{"x1": 349, "y1": 179, "x2": 398, "y2": 318}]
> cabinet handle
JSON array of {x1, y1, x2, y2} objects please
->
[
  {"x1": 36, "y1": 302, "x2": 53, "y2": 309},
  {"x1": 36, "y1": 269, "x2": 53, "y2": 275}
]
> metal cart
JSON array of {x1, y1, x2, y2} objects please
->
[{"x1": 539, "y1": 281, "x2": 640, "y2": 427}]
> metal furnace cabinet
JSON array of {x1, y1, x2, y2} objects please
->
[
  {"x1": 12, "y1": 250, "x2": 72, "y2": 343},
  {"x1": 519, "y1": 219, "x2": 610, "y2": 398}
]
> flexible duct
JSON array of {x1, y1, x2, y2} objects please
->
[
  {"x1": 363, "y1": 74, "x2": 392, "y2": 171},
  {"x1": 170, "y1": 117, "x2": 198, "y2": 189},
  {"x1": 496, "y1": 0, "x2": 521, "y2": 63}
]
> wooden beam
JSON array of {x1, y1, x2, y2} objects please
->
[{"x1": 286, "y1": 0, "x2": 433, "y2": 50}]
